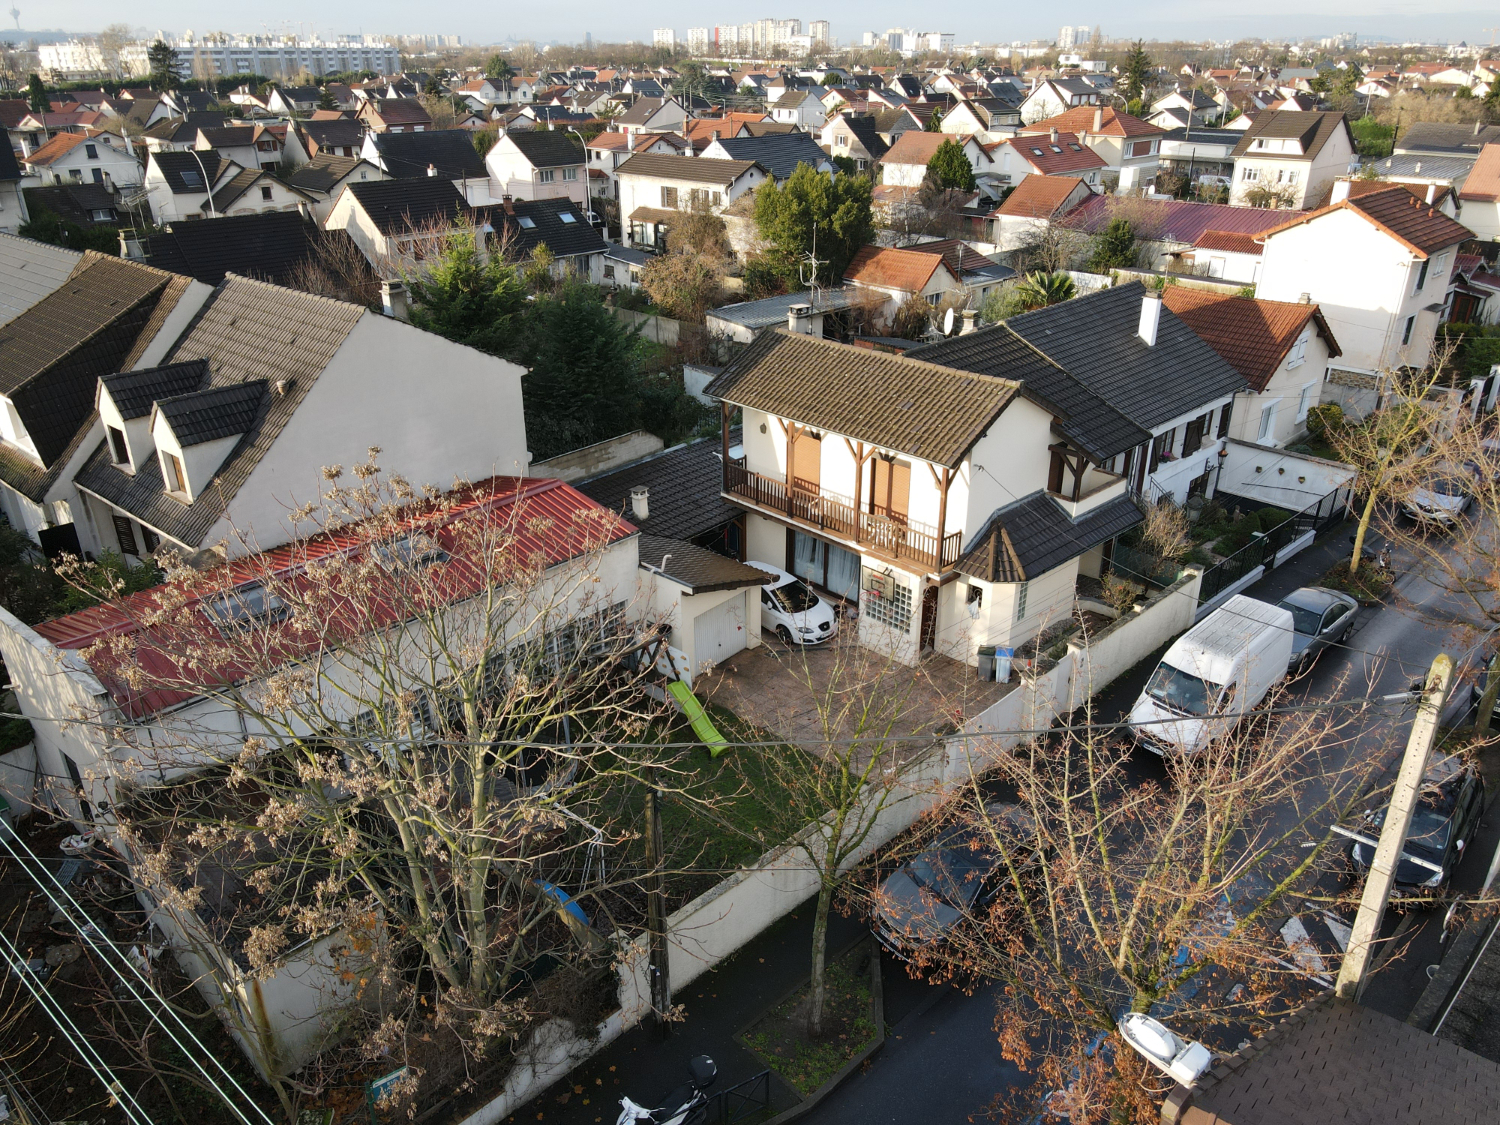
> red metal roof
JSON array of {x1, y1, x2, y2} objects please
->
[{"x1": 1065, "y1": 194, "x2": 1290, "y2": 243}]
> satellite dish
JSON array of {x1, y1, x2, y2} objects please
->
[{"x1": 942, "y1": 307, "x2": 955, "y2": 335}]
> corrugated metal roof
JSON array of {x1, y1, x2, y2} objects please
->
[
  {"x1": 708, "y1": 288, "x2": 860, "y2": 330},
  {"x1": 1065, "y1": 194, "x2": 1291, "y2": 242}
]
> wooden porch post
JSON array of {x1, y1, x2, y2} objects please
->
[
  {"x1": 846, "y1": 439, "x2": 870, "y2": 545},
  {"x1": 937, "y1": 467, "x2": 953, "y2": 566},
  {"x1": 720, "y1": 400, "x2": 733, "y2": 490}
]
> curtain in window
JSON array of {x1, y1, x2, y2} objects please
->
[
  {"x1": 793, "y1": 532, "x2": 824, "y2": 585},
  {"x1": 826, "y1": 543, "x2": 861, "y2": 603}
]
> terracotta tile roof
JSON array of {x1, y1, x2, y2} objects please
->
[
  {"x1": 365, "y1": 98, "x2": 433, "y2": 126},
  {"x1": 1002, "y1": 132, "x2": 1107, "y2": 176},
  {"x1": 1162, "y1": 287, "x2": 1340, "y2": 393},
  {"x1": 20, "y1": 131, "x2": 92, "y2": 167},
  {"x1": 703, "y1": 329, "x2": 1021, "y2": 468},
  {"x1": 1019, "y1": 105, "x2": 1163, "y2": 138},
  {"x1": 1459, "y1": 142, "x2": 1500, "y2": 202},
  {"x1": 1194, "y1": 229, "x2": 1263, "y2": 255},
  {"x1": 1257, "y1": 184, "x2": 1471, "y2": 257},
  {"x1": 843, "y1": 244, "x2": 955, "y2": 293},
  {"x1": 997, "y1": 175, "x2": 1091, "y2": 217},
  {"x1": 880, "y1": 130, "x2": 964, "y2": 167},
  {"x1": 587, "y1": 131, "x2": 631, "y2": 150}
]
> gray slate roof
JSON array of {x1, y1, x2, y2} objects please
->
[
  {"x1": 156, "y1": 382, "x2": 267, "y2": 446},
  {"x1": 957, "y1": 491, "x2": 1143, "y2": 583},
  {"x1": 1395, "y1": 122, "x2": 1500, "y2": 158},
  {"x1": 100, "y1": 360, "x2": 210, "y2": 419},
  {"x1": 504, "y1": 129, "x2": 586, "y2": 168},
  {"x1": 575, "y1": 433, "x2": 742, "y2": 543},
  {"x1": 285, "y1": 153, "x2": 370, "y2": 194},
  {"x1": 488, "y1": 197, "x2": 606, "y2": 259},
  {"x1": 637, "y1": 534, "x2": 768, "y2": 593},
  {"x1": 151, "y1": 149, "x2": 228, "y2": 194},
  {"x1": 1361, "y1": 152, "x2": 1477, "y2": 181},
  {"x1": 368, "y1": 129, "x2": 486, "y2": 180},
  {"x1": 708, "y1": 288, "x2": 861, "y2": 330},
  {"x1": 707, "y1": 133, "x2": 832, "y2": 180}
]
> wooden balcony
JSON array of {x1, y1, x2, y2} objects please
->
[{"x1": 724, "y1": 461, "x2": 963, "y2": 573}]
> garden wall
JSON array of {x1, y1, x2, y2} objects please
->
[
  {"x1": 0, "y1": 742, "x2": 38, "y2": 819},
  {"x1": 530, "y1": 430, "x2": 664, "y2": 483},
  {"x1": 613, "y1": 307, "x2": 681, "y2": 347}
]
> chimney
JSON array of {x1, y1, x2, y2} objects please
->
[
  {"x1": 1413, "y1": 160, "x2": 1421, "y2": 174},
  {"x1": 960, "y1": 308, "x2": 977, "y2": 335},
  {"x1": 427, "y1": 162, "x2": 438, "y2": 177},
  {"x1": 629, "y1": 486, "x2": 650, "y2": 522},
  {"x1": 502, "y1": 193, "x2": 514, "y2": 215},
  {"x1": 1425, "y1": 183, "x2": 1437, "y2": 205},
  {"x1": 787, "y1": 303, "x2": 814, "y2": 334},
  {"x1": 626, "y1": 130, "x2": 636, "y2": 151},
  {"x1": 1299, "y1": 292, "x2": 1311, "y2": 304},
  {"x1": 1477, "y1": 121, "x2": 1485, "y2": 136},
  {"x1": 1049, "y1": 126, "x2": 1059, "y2": 143},
  {"x1": 381, "y1": 280, "x2": 410, "y2": 322},
  {"x1": 1138, "y1": 289, "x2": 1162, "y2": 347},
  {"x1": 1092, "y1": 106, "x2": 1102, "y2": 132}
]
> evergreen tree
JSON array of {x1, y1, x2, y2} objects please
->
[
  {"x1": 1088, "y1": 217, "x2": 1138, "y2": 271},
  {"x1": 317, "y1": 86, "x2": 337, "y2": 111},
  {"x1": 26, "y1": 73, "x2": 47, "y2": 113},
  {"x1": 926, "y1": 138, "x2": 976, "y2": 191},
  {"x1": 406, "y1": 230, "x2": 527, "y2": 356},
  {"x1": 147, "y1": 40, "x2": 181, "y2": 90},
  {"x1": 753, "y1": 162, "x2": 875, "y2": 283},
  {"x1": 486, "y1": 55, "x2": 515, "y2": 81},
  {"x1": 1121, "y1": 40, "x2": 1152, "y2": 104}
]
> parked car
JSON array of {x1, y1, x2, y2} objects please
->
[
  {"x1": 873, "y1": 801, "x2": 1036, "y2": 959},
  {"x1": 1349, "y1": 752, "x2": 1484, "y2": 900},
  {"x1": 1402, "y1": 464, "x2": 1478, "y2": 527},
  {"x1": 1276, "y1": 587, "x2": 1358, "y2": 671},
  {"x1": 1129, "y1": 595, "x2": 1294, "y2": 756},
  {"x1": 755, "y1": 564, "x2": 839, "y2": 646}
]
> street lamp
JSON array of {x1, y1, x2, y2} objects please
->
[{"x1": 189, "y1": 147, "x2": 217, "y2": 218}]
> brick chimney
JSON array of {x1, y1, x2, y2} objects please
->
[{"x1": 502, "y1": 193, "x2": 515, "y2": 215}]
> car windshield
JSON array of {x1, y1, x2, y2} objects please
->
[
  {"x1": 905, "y1": 843, "x2": 990, "y2": 907},
  {"x1": 1145, "y1": 662, "x2": 1221, "y2": 717},
  {"x1": 1405, "y1": 807, "x2": 1453, "y2": 861},
  {"x1": 1423, "y1": 475, "x2": 1469, "y2": 497},
  {"x1": 769, "y1": 579, "x2": 819, "y2": 613},
  {"x1": 1280, "y1": 602, "x2": 1322, "y2": 636}
]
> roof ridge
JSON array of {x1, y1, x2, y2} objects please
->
[{"x1": 217, "y1": 271, "x2": 370, "y2": 317}]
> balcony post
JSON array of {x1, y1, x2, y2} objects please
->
[
  {"x1": 845, "y1": 438, "x2": 868, "y2": 546},
  {"x1": 937, "y1": 466, "x2": 953, "y2": 567},
  {"x1": 720, "y1": 400, "x2": 733, "y2": 492}
]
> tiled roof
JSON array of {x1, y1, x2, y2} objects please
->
[
  {"x1": 997, "y1": 175, "x2": 1091, "y2": 218},
  {"x1": 957, "y1": 491, "x2": 1143, "y2": 583},
  {"x1": 142, "y1": 112, "x2": 228, "y2": 142},
  {"x1": 101, "y1": 360, "x2": 210, "y2": 419},
  {"x1": 616, "y1": 97, "x2": 676, "y2": 125},
  {"x1": 366, "y1": 98, "x2": 432, "y2": 126},
  {"x1": 1258, "y1": 184, "x2": 1471, "y2": 257},
  {"x1": 0, "y1": 100, "x2": 29, "y2": 129},
  {"x1": 0, "y1": 234, "x2": 81, "y2": 328},
  {"x1": 704, "y1": 329, "x2": 1021, "y2": 468},
  {"x1": 1396, "y1": 122, "x2": 1500, "y2": 158},
  {"x1": 1007, "y1": 282, "x2": 1248, "y2": 431},
  {"x1": 285, "y1": 153, "x2": 369, "y2": 194},
  {"x1": 73, "y1": 275, "x2": 366, "y2": 547},
  {"x1": 587, "y1": 131, "x2": 631, "y2": 151},
  {"x1": 344, "y1": 177, "x2": 471, "y2": 234},
  {"x1": 880, "y1": 130, "x2": 959, "y2": 166},
  {"x1": 488, "y1": 197, "x2": 607, "y2": 259},
  {"x1": 901, "y1": 240, "x2": 1013, "y2": 283},
  {"x1": 1194, "y1": 229, "x2": 1263, "y2": 255},
  {"x1": 503, "y1": 129, "x2": 585, "y2": 168},
  {"x1": 155, "y1": 381, "x2": 267, "y2": 446},
  {"x1": 844, "y1": 244, "x2": 955, "y2": 292},
  {"x1": 298, "y1": 118, "x2": 364, "y2": 151},
  {"x1": 575, "y1": 433, "x2": 742, "y2": 542},
  {"x1": 1020, "y1": 106, "x2": 1163, "y2": 138},
  {"x1": 1459, "y1": 142, "x2": 1500, "y2": 202},
  {"x1": 1005, "y1": 132, "x2": 1108, "y2": 175},
  {"x1": 151, "y1": 149, "x2": 229, "y2": 194},
  {"x1": 1162, "y1": 288, "x2": 1340, "y2": 393},
  {"x1": 1230, "y1": 110, "x2": 1350, "y2": 159},
  {"x1": 706, "y1": 133, "x2": 830, "y2": 179},
  {"x1": 637, "y1": 534, "x2": 767, "y2": 593},
  {"x1": 20, "y1": 131, "x2": 92, "y2": 167},
  {"x1": 368, "y1": 129, "x2": 486, "y2": 180},
  {"x1": 615, "y1": 153, "x2": 761, "y2": 185},
  {"x1": 141, "y1": 211, "x2": 346, "y2": 286},
  {"x1": 197, "y1": 125, "x2": 258, "y2": 148},
  {"x1": 840, "y1": 114, "x2": 890, "y2": 160},
  {"x1": 204, "y1": 167, "x2": 271, "y2": 213}
]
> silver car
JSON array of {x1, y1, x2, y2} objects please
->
[{"x1": 1276, "y1": 586, "x2": 1358, "y2": 671}]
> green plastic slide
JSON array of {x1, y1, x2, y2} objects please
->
[{"x1": 666, "y1": 680, "x2": 728, "y2": 756}]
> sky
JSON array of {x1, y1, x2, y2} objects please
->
[{"x1": 21, "y1": 2, "x2": 1500, "y2": 48}]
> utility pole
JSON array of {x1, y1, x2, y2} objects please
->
[
  {"x1": 644, "y1": 772, "x2": 672, "y2": 1036},
  {"x1": 1476, "y1": 653, "x2": 1500, "y2": 736},
  {"x1": 1336, "y1": 653, "x2": 1452, "y2": 1001}
]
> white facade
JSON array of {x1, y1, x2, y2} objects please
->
[
  {"x1": 174, "y1": 38, "x2": 400, "y2": 80},
  {"x1": 1228, "y1": 326, "x2": 1337, "y2": 448},
  {"x1": 1230, "y1": 123, "x2": 1355, "y2": 210},
  {"x1": 485, "y1": 135, "x2": 588, "y2": 207},
  {"x1": 25, "y1": 132, "x2": 143, "y2": 189},
  {"x1": 653, "y1": 29, "x2": 677, "y2": 50}
]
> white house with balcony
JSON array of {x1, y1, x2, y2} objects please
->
[
  {"x1": 484, "y1": 130, "x2": 588, "y2": 207},
  {"x1": 20, "y1": 129, "x2": 142, "y2": 188}
]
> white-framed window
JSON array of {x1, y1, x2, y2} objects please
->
[
  {"x1": 1257, "y1": 401, "x2": 1277, "y2": 442},
  {"x1": 1286, "y1": 328, "x2": 1309, "y2": 369},
  {"x1": 1241, "y1": 166, "x2": 1259, "y2": 182},
  {"x1": 1014, "y1": 580, "x2": 1030, "y2": 624},
  {"x1": 538, "y1": 168, "x2": 556, "y2": 183},
  {"x1": 160, "y1": 450, "x2": 187, "y2": 494},
  {"x1": 1296, "y1": 384, "x2": 1314, "y2": 421},
  {"x1": 106, "y1": 426, "x2": 130, "y2": 466},
  {"x1": 1402, "y1": 315, "x2": 1415, "y2": 345},
  {"x1": 1413, "y1": 258, "x2": 1430, "y2": 293},
  {"x1": 562, "y1": 166, "x2": 577, "y2": 180}
]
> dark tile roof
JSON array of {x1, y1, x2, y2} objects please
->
[
  {"x1": 707, "y1": 133, "x2": 831, "y2": 180},
  {"x1": 73, "y1": 275, "x2": 366, "y2": 547},
  {"x1": 957, "y1": 491, "x2": 1143, "y2": 583},
  {"x1": 1395, "y1": 122, "x2": 1500, "y2": 158},
  {"x1": 141, "y1": 211, "x2": 345, "y2": 286},
  {"x1": 910, "y1": 325, "x2": 1148, "y2": 462},
  {"x1": 503, "y1": 129, "x2": 586, "y2": 168},
  {"x1": 345, "y1": 177, "x2": 470, "y2": 235},
  {"x1": 705, "y1": 330, "x2": 1022, "y2": 469},
  {"x1": 151, "y1": 149, "x2": 228, "y2": 194},
  {"x1": 615, "y1": 153, "x2": 762, "y2": 185},
  {"x1": 285, "y1": 153, "x2": 369, "y2": 194},
  {"x1": 100, "y1": 360, "x2": 210, "y2": 419},
  {"x1": 156, "y1": 382, "x2": 267, "y2": 446},
  {"x1": 1257, "y1": 183, "x2": 1472, "y2": 258},
  {"x1": 616, "y1": 97, "x2": 675, "y2": 125},
  {"x1": 841, "y1": 114, "x2": 890, "y2": 160},
  {"x1": 368, "y1": 129, "x2": 486, "y2": 180},
  {"x1": 22, "y1": 183, "x2": 120, "y2": 226},
  {"x1": 298, "y1": 119, "x2": 364, "y2": 151},
  {"x1": 1006, "y1": 282, "x2": 1248, "y2": 432},
  {"x1": 365, "y1": 98, "x2": 432, "y2": 126},
  {"x1": 488, "y1": 197, "x2": 606, "y2": 260},
  {"x1": 1178, "y1": 997, "x2": 1500, "y2": 1125},
  {"x1": 204, "y1": 167, "x2": 270, "y2": 213},
  {"x1": 575, "y1": 433, "x2": 742, "y2": 543},
  {"x1": 1230, "y1": 110, "x2": 1350, "y2": 159},
  {"x1": 637, "y1": 534, "x2": 768, "y2": 593},
  {"x1": 142, "y1": 113, "x2": 228, "y2": 143},
  {"x1": 197, "y1": 125, "x2": 259, "y2": 148}
]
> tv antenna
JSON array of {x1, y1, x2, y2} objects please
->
[{"x1": 798, "y1": 221, "x2": 827, "y2": 307}]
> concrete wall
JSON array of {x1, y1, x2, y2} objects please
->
[
  {"x1": 611, "y1": 306, "x2": 681, "y2": 346},
  {"x1": 1215, "y1": 439, "x2": 1354, "y2": 512},
  {"x1": 531, "y1": 431, "x2": 664, "y2": 483},
  {"x1": 0, "y1": 742, "x2": 38, "y2": 817}
]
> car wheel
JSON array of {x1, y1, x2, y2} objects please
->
[{"x1": 776, "y1": 626, "x2": 793, "y2": 645}]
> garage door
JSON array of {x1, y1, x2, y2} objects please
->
[{"x1": 693, "y1": 592, "x2": 748, "y2": 668}]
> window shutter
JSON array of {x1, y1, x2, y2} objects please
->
[{"x1": 112, "y1": 514, "x2": 139, "y2": 556}]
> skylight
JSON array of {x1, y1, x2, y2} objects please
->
[
  {"x1": 516, "y1": 216, "x2": 536, "y2": 229},
  {"x1": 181, "y1": 170, "x2": 204, "y2": 188},
  {"x1": 204, "y1": 583, "x2": 288, "y2": 633},
  {"x1": 374, "y1": 532, "x2": 449, "y2": 572},
  {"x1": 559, "y1": 213, "x2": 577, "y2": 224}
]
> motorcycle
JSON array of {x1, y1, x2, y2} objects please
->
[{"x1": 616, "y1": 1055, "x2": 718, "y2": 1125}]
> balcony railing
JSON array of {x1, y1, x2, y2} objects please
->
[{"x1": 725, "y1": 462, "x2": 963, "y2": 573}]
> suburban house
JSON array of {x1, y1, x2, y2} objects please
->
[
  {"x1": 0, "y1": 252, "x2": 213, "y2": 553},
  {"x1": 843, "y1": 244, "x2": 964, "y2": 321},
  {"x1": 1157, "y1": 125, "x2": 1241, "y2": 188},
  {"x1": 706, "y1": 290, "x2": 865, "y2": 349},
  {"x1": 265, "y1": 85, "x2": 320, "y2": 117},
  {"x1": 819, "y1": 112, "x2": 890, "y2": 173},
  {"x1": 22, "y1": 183, "x2": 121, "y2": 233},
  {"x1": 615, "y1": 96, "x2": 687, "y2": 136},
  {"x1": 284, "y1": 154, "x2": 385, "y2": 222},
  {"x1": 1019, "y1": 107, "x2": 1164, "y2": 194},
  {"x1": 1019, "y1": 78, "x2": 1102, "y2": 124},
  {"x1": 485, "y1": 130, "x2": 588, "y2": 207},
  {"x1": 615, "y1": 154, "x2": 768, "y2": 251},
  {"x1": 938, "y1": 97, "x2": 1023, "y2": 139},
  {"x1": 1062, "y1": 194, "x2": 1290, "y2": 277},
  {"x1": 1393, "y1": 122, "x2": 1500, "y2": 159},
  {"x1": 20, "y1": 129, "x2": 141, "y2": 188},
  {"x1": 769, "y1": 89, "x2": 827, "y2": 130},
  {"x1": 990, "y1": 130, "x2": 1107, "y2": 191},
  {"x1": 139, "y1": 113, "x2": 228, "y2": 154},
  {"x1": 880, "y1": 131, "x2": 994, "y2": 189},
  {"x1": 356, "y1": 98, "x2": 432, "y2": 134},
  {"x1": 1149, "y1": 89, "x2": 1221, "y2": 128},
  {"x1": 1254, "y1": 184, "x2": 1472, "y2": 374},
  {"x1": 284, "y1": 118, "x2": 366, "y2": 164},
  {"x1": 990, "y1": 174, "x2": 1095, "y2": 251},
  {"x1": 141, "y1": 150, "x2": 292, "y2": 224},
  {"x1": 586, "y1": 131, "x2": 685, "y2": 199},
  {"x1": 901, "y1": 240, "x2": 1015, "y2": 308},
  {"x1": 324, "y1": 177, "x2": 484, "y2": 269},
  {"x1": 1229, "y1": 110, "x2": 1355, "y2": 209},
  {"x1": 703, "y1": 322, "x2": 1143, "y2": 667},
  {"x1": 360, "y1": 130, "x2": 489, "y2": 202},
  {"x1": 490, "y1": 195, "x2": 608, "y2": 281},
  {"x1": 1163, "y1": 287, "x2": 1343, "y2": 447},
  {"x1": 700, "y1": 132, "x2": 834, "y2": 182},
  {"x1": 1456, "y1": 142, "x2": 1500, "y2": 242},
  {"x1": 134, "y1": 210, "x2": 354, "y2": 287},
  {"x1": 196, "y1": 124, "x2": 282, "y2": 173}
]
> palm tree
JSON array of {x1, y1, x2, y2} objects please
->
[{"x1": 1016, "y1": 271, "x2": 1076, "y2": 311}]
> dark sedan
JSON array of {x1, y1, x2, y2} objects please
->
[
  {"x1": 1277, "y1": 586, "x2": 1358, "y2": 671},
  {"x1": 1350, "y1": 753, "x2": 1484, "y2": 900}
]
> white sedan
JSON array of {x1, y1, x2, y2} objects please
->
[{"x1": 755, "y1": 564, "x2": 840, "y2": 646}]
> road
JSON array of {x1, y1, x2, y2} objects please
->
[{"x1": 805, "y1": 526, "x2": 1499, "y2": 1125}]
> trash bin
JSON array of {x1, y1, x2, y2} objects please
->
[
  {"x1": 995, "y1": 647, "x2": 1015, "y2": 684},
  {"x1": 977, "y1": 645, "x2": 996, "y2": 682}
]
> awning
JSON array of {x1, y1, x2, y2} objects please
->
[{"x1": 629, "y1": 206, "x2": 679, "y2": 225}]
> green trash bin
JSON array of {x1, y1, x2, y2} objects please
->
[{"x1": 977, "y1": 645, "x2": 997, "y2": 682}]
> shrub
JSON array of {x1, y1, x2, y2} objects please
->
[
  {"x1": 1305, "y1": 402, "x2": 1344, "y2": 438},
  {"x1": 1102, "y1": 573, "x2": 1143, "y2": 612}
]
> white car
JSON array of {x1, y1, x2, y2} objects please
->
[
  {"x1": 1403, "y1": 464, "x2": 1477, "y2": 527},
  {"x1": 755, "y1": 564, "x2": 840, "y2": 646}
]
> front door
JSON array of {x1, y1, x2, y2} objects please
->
[{"x1": 919, "y1": 585, "x2": 938, "y2": 653}]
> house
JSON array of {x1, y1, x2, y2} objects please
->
[
  {"x1": 880, "y1": 130, "x2": 992, "y2": 189},
  {"x1": 1149, "y1": 89, "x2": 1221, "y2": 128},
  {"x1": 135, "y1": 210, "x2": 355, "y2": 287},
  {"x1": 356, "y1": 98, "x2": 432, "y2": 134},
  {"x1": 700, "y1": 133, "x2": 834, "y2": 182},
  {"x1": 902, "y1": 240, "x2": 1015, "y2": 307},
  {"x1": 843, "y1": 244, "x2": 964, "y2": 322},
  {"x1": 0, "y1": 128, "x2": 26, "y2": 233},
  {"x1": 265, "y1": 85, "x2": 321, "y2": 117},
  {"x1": 196, "y1": 125, "x2": 282, "y2": 173},
  {"x1": 706, "y1": 289, "x2": 865, "y2": 348},
  {"x1": 1163, "y1": 287, "x2": 1342, "y2": 446},
  {"x1": 484, "y1": 130, "x2": 587, "y2": 207},
  {"x1": 1450, "y1": 254, "x2": 1500, "y2": 325},
  {"x1": 1157, "y1": 126, "x2": 1242, "y2": 187},
  {"x1": 284, "y1": 154, "x2": 385, "y2": 222},
  {"x1": 601, "y1": 244, "x2": 651, "y2": 290},
  {"x1": 284, "y1": 118, "x2": 366, "y2": 165},
  {"x1": 71, "y1": 273, "x2": 531, "y2": 564},
  {"x1": 615, "y1": 96, "x2": 687, "y2": 137},
  {"x1": 770, "y1": 90, "x2": 827, "y2": 131},
  {"x1": 1455, "y1": 142, "x2": 1500, "y2": 242},
  {"x1": 142, "y1": 150, "x2": 243, "y2": 224},
  {"x1": 360, "y1": 131, "x2": 489, "y2": 202},
  {"x1": 1394, "y1": 122, "x2": 1500, "y2": 160},
  {"x1": 22, "y1": 183, "x2": 123, "y2": 231},
  {"x1": 21, "y1": 130, "x2": 142, "y2": 188},
  {"x1": 1019, "y1": 78, "x2": 1101, "y2": 124},
  {"x1": 1229, "y1": 111, "x2": 1355, "y2": 210},
  {"x1": 0, "y1": 253, "x2": 213, "y2": 552},
  {"x1": 199, "y1": 166, "x2": 312, "y2": 219},
  {"x1": 0, "y1": 234, "x2": 82, "y2": 326},
  {"x1": 819, "y1": 112, "x2": 891, "y2": 172},
  {"x1": 1339, "y1": 155, "x2": 1474, "y2": 209},
  {"x1": 990, "y1": 129, "x2": 1107, "y2": 191},
  {"x1": 585, "y1": 131, "x2": 685, "y2": 199},
  {"x1": 703, "y1": 321, "x2": 1143, "y2": 667},
  {"x1": 1183, "y1": 230, "x2": 1265, "y2": 284},
  {"x1": 1254, "y1": 184, "x2": 1473, "y2": 374},
  {"x1": 490, "y1": 195, "x2": 608, "y2": 282},
  {"x1": 1062, "y1": 194, "x2": 1290, "y2": 275},
  {"x1": 615, "y1": 155, "x2": 768, "y2": 252},
  {"x1": 139, "y1": 113, "x2": 230, "y2": 154},
  {"x1": 990, "y1": 174, "x2": 1095, "y2": 251},
  {"x1": 325, "y1": 177, "x2": 483, "y2": 269},
  {"x1": 938, "y1": 96, "x2": 1023, "y2": 138},
  {"x1": 1019, "y1": 107, "x2": 1164, "y2": 193}
]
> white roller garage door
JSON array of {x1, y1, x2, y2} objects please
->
[{"x1": 693, "y1": 592, "x2": 748, "y2": 667}]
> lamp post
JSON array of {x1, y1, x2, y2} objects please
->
[{"x1": 189, "y1": 147, "x2": 216, "y2": 218}]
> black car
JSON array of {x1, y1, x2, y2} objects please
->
[
  {"x1": 1350, "y1": 753, "x2": 1484, "y2": 899},
  {"x1": 873, "y1": 801, "x2": 1035, "y2": 958}
]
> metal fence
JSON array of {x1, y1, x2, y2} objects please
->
[
  {"x1": 704, "y1": 1070, "x2": 772, "y2": 1124},
  {"x1": 1196, "y1": 485, "x2": 1351, "y2": 605}
]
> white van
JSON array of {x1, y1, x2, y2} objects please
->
[{"x1": 1129, "y1": 595, "x2": 1295, "y2": 757}]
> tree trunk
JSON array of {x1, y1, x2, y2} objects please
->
[
  {"x1": 808, "y1": 880, "x2": 833, "y2": 1039},
  {"x1": 1349, "y1": 486, "x2": 1380, "y2": 575}
]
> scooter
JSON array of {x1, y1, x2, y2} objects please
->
[{"x1": 616, "y1": 1055, "x2": 718, "y2": 1125}]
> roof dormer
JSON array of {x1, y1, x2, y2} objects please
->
[
  {"x1": 149, "y1": 381, "x2": 266, "y2": 503},
  {"x1": 97, "y1": 360, "x2": 209, "y2": 476}
]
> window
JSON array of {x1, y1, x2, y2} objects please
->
[
  {"x1": 562, "y1": 167, "x2": 577, "y2": 180},
  {"x1": 862, "y1": 568, "x2": 913, "y2": 631},
  {"x1": 204, "y1": 582, "x2": 289, "y2": 633},
  {"x1": 112, "y1": 513, "x2": 138, "y2": 556},
  {"x1": 1287, "y1": 328, "x2": 1309, "y2": 369},
  {"x1": 1240, "y1": 166, "x2": 1259, "y2": 182},
  {"x1": 711, "y1": 191, "x2": 722, "y2": 206},
  {"x1": 538, "y1": 168, "x2": 556, "y2": 183},
  {"x1": 90, "y1": 208, "x2": 114, "y2": 221},
  {"x1": 1150, "y1": 428, "x2": 1174, "y2": 470},
  {"x1": 140, "y1": 525, "x2": 159, "y2": 553},
  {"x1": 85, "y1": 143, "x2": 98, "y2": 159},
  {"x1": 836, "y1": 133, "x2": 849, "y2": 146},
  {"x1": 1217, "y1": 402, "x2": 1233, "y2": 439},
  {"x1": 1207, "y1": 255, "x2": 1226, "y2": 278},
  {"x1": 1414, "y1": 258, "x2": 1430, "y2": 292},
  {"x1": 1276, "y1": 168, "x2": 1298, "y2": 185},
  {"x1": 1297, "y1": 384, "x2": 1313, "y2": 421},
  {"x1": 107, "y1": 426, "x2": 129, "y2": 465},
  {"x1": 91, "y1": 168, "x2": 104, "y2": 184},
  {"x1": 516, "y1": 215, "x2": 536, "y2": 229},
  {"x1": 1014, "y1": 580, "x2": 1029, "y2": 624},
  {"x1": 161, "y1": 451, "x2": 187, "y2": 494},
  {"x1": 559, "y1": 212, "x2": 577, "y2": 223},
  {"x1": 1182, "y1": 413, "x2": 1209, "y2": 457},
  {"x1": 1402, "y1": 315, "x2": 1415, "y2": 345},
  {"x1": 180, "y1": 170, "x2": 203, "y2": 189},
  {"x1": 260, "y1": 185, "x2": 273, "y2": 201},
  {"x1": 1258, "y1": 402, "x2": 1276, "y2": 441},
  {"x1": 603, "y1": 263, "x2": 616, "y2": 279}
]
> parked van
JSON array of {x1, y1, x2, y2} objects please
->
[{"x1": 1129, "y1": 595, "x2": 1295, "y2": 756}]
